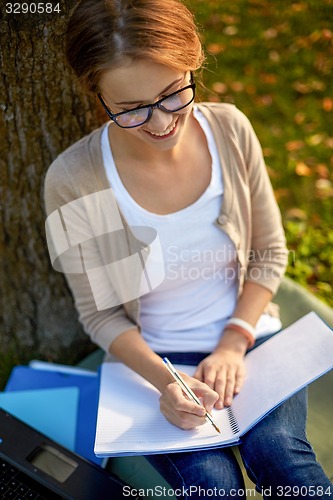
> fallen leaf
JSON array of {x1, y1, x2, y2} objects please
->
[
  {"x1": 269, "y1": 50, "x2": 281, "y2": 62},
  {"x1": 286, "y1": 140, "x2": 305, "y2": 151},
  {"x1": 323, "y1": 97, "x2": 333, "y2": 112},
  {"x1": 266, "y1": 165, "x2": 279, "y2": 178},
  {"x1": 221, "y1": 15, "x2": 240, "y2": 24},
  {"x1": 255, "y1": 94, "x2": 273, "y2": 106},
  {"x1": 316, "y1": 164, "x2": 329, "y2": 179},
  {"x1": 295, "y1": 161, "x2": 312, "y2": 176},
  {"x1": 294, "y1": 36, "x2": 312, "y2": 49},
  {"x1": 223, "y1": 25, "x2": 238, "y2": 36},
  {"x1": 263, "y1": 147, "x2": 273, "y2": 157},
  {"x1": 291, "y1": 2, "x2": 308, "y2": 12},
  {"x1": 314, "y1": 53, "x2": 332, "y2": 75},
  {"x1": 307, "y1": 134, "x2": 324, "y2": 146},
  {"x1": 309, "y1": 31, "x2": 322, "y2": 43},
  {"x1": 292, "y1": 81, "x2": 312, "y2": 93},
  {"x1": 316, "y1": 179, "x2": 332, "y2": 190},
  {"x1": 207, "y1": 43, "x2": 224, "y2": 55},
  {"x1": 315, "y1": 179, "x2": 333, "y2": 198},
  {"x1": 212, "y1": 82, "x2": 228, "y2": 94},
  {"x1": 311, "y1": 80, "x2": 325, "y2": 91},
  {"x1": 285, "y1": 208, "x2": 307, "y2": 220},
  {"x1": 276, "y1": 22, "x2": 289, "y2": 34},
  {"x1": 260, "y1": 73, "x2": 278, "y2": 84},
  {"x1": 230, "y1": 81, "x2": 244, "y2": 92},
  {"x1": 263, "y1": 28, "x2": 278, "y2": 39},
  {"x1": 206, "y1": 14, "x2": 223, "y2": 28},
  {"x1": 231, "y1": 38, "x2": 255, "y2": 48},
  {"x1": 245, "y1": 83, "x2": 257, "y2": 95},
  {"x1": 321, "y1": 29, "x2": 333, "y2": 41},
  {"x1": 310, "y1": 213, "x2": 322, "y2": 225},
  {"x1": 303, "y1": 122, "x2": 318, "y2": 133},
  {"x1": 294, "y1": 112, "x2": 305, "y2": 124},
  {"x1": 274, "y1": 188, "x2": 290, "y2": 200},
  {"x1": 207, "y1": 95, "x2": 221, "y2": 103}
]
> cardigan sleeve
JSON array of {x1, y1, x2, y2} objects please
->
[
  {"x1": 44, "y1": 153, "x2": 140, "y2": 354},
  {"x1": 235, "y1": 108, "x2": 289, "y2": 294}
]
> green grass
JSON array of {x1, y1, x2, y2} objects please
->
[{"x1": 189, "y1": 0, "x2": 333, "y2": 307}]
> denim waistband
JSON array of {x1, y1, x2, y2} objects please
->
[{"x1": 156, "y1": 331, "x2": 279, "y2": 366}]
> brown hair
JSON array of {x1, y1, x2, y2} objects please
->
[{"x1": 66, "y1": 0, "x2": 204, "y2": 93}]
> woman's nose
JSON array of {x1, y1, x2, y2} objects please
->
[{"x1": 144, "y1": 108, "x2": 173, "y2": 132}]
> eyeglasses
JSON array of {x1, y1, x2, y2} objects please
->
[{"x1": 98, "y1": 82, "x2": 196, "y2": 129}]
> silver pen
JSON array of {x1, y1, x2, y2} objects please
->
[{"x1": 163, "y1": 357, "x2": 221, "y2": 434}]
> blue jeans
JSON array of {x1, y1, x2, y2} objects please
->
[{"x1": 146, "y1": 340, "x2": 333, "y2": 499}]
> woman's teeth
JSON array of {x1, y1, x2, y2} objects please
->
[{"x1": 148, "y1": 120, "x2": 177, "y2": 137}]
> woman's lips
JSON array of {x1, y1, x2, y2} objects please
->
[{"x1": 143, "y1": 118, "x2": 179, "y2": 140}]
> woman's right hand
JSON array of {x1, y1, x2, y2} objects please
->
[{"x1": 159, "y1": 373, "x2": 219, "y2": 430}]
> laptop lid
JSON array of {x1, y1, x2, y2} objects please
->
[{"x1": 0, "y1": 409, "x2": 130, "y2": 499}]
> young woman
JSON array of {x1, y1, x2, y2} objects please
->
[{"x1": 44, "y1": 0, "x2": 332, "y2": 497}]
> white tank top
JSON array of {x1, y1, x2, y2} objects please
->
[{"x1": 101, "y1": 108, "x2": 281, "y2": 352}]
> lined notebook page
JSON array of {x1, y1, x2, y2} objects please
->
[
  {"x1": 94, "y1": 364, "x2": 238, "y2": 457},
  {"x1": 233, "y1": 312, "x2": 333, "y2": 433},
  {"x1": 94, "y1": 313, "x2": 333, "y2": 457}
]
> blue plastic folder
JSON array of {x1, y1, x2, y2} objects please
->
[
  {"x1": 5, "y1": 365, "x2": 101, "y2": 465},
  {"x1": 0, "y1": 387, "x2": 78, "y2": 450}
]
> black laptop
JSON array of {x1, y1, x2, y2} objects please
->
[{"x1": 0, "y1": 409, "x2": 134, "y2": 499}]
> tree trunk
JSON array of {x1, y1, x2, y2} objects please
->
[{"x1": 0, "y1": 1, "x2": 103, "y2": 384}]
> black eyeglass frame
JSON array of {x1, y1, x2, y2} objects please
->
[{"x1": 97, "y1": 77, "x2": 196, "y2": 129}]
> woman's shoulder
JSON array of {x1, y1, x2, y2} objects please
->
[
  {"x1": 44, "y1": 123, "x2": 107, "y2": 213},
  {"x1": 196, "y1": 102, "x2": 258, "y2": 149},
  {"x1": 48, "y1": 124, "x2": 106, "y2": 175},
  {"x1": 196, "y1": 101, "x2": 251, "y2": 128}
]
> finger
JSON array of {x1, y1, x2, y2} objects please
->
[
  {"x1": 160, "y1": 402, "x2": 206, "y2": 430},
  {"x1": 168, "y1": 383, "x2": 206, "y2": 417},
  {"x1": 200, "y1": 365, "x2": 218, "y2": 390},
  {"x1": 234, "y1": 367, "x2": 246, "y2": 394},
  {"x1": 223, "y1": 371, "x2": 236, "y2": 407},
  {"x1": 213, "y1": 368, "x2": 227, "y2": 409},
  {"x1": 191, "y1": 380, "x2": 219, "y2": 412},
  {"x1": 192, "y1": 364, "x2": 203, "y2": 381},
  {"x1": 160, "y1": 385, "x2": 207, "y2": 430},
  {"x1": 201, "y1": 390, "x2": 219, "y2": 414}
]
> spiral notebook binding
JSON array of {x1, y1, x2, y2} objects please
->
[{"x1": 226, "y1": 407, "x2": 240, "y2": 434}]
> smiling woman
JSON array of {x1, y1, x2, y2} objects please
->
[
  {"x1": 43, "y1": 0, "x2": 333, "y2": 497},
  {"x1": 96, "y1": 62, "x2": 199, "y2": 157}
]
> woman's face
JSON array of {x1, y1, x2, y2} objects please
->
[{"x1": 98, "y1": 60, "x2": 194, "y2": 152}]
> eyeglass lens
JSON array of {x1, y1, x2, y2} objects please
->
[{"x1": 115, "y1": 86, "x2": 195, "y2": 128}]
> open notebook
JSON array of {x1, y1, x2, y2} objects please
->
[{"x1": 94, "y1": 312, "x2": 333, "y2": 457}]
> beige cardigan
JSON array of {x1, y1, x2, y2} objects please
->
[{"x1": 44, "y1": 103, "x2": 288, "y2": 353}]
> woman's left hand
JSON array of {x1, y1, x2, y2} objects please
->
[{"x1": 193, "y1": 348, "x2": 246, "y2": 409}]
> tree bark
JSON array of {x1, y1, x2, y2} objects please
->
[{"x1": 0, "y1": 1, "x2": 103, "y2": 382}]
